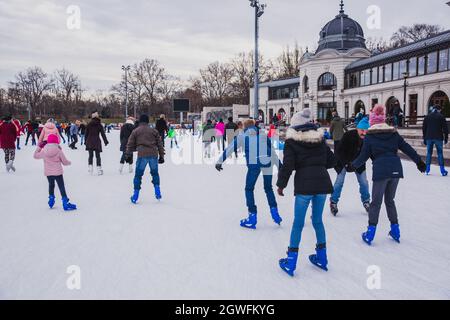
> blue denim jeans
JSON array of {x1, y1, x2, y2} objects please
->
[
  {"x1": 289, "y1": 194, "x2": 327, "y2": 249},
  {"x1": 80, "y1": 134, "x2": 85, "y2": 145},
  {"x1": 133, "y1": 157, "x2": 160, "y2": 190},
  {"x1": 245, "y1": 165, "x2": 277, "y2": 213},
  {"x1": 331, "y1": 169, "x2": 371, "y2": 204},
  {"x1": 426, "y1": 140, "x2": 445, "y2": 167}
]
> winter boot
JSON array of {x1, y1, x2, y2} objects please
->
[
  {"x1": 270, "y1": 207, "x2": 282, "y2": 225},
  {"x1": 240, "y1": 213, "x2": 257, "y2": 229},
  {"x1": 88, "y1": 165, "x2": 93, "y2": 175},
  {"x1": 279, "y1": 248, "x2": 299, "y2": 277},
  {"x1": 10, "y1": 161, "x2": 16, "y2": 172},
  {"x1": 6, "y1": 162, "x2": 11, "y2": 172},
  {"x1": 330, "y1": 201, "x2": 338, "y2": 216},
  {"x1": 389, "y1": 224, "x2": 401, "y2": 243},
  {"x1": 363, "y1": 201, "x2": 370, "y2": 214},
  {"x1": 362, "y1": 225, "x2": 377, "y2": 245},
  {"x1": 119, "y1": 163, "x2": 124, "y2": 174},
  {"x1": 97, "y1": 166, "x2": 103, "y2": 176},
  {"x1": 426, "y1": 164, "x2": 431, "y2": 175},
  {"x1": 440, "y1": 166, "x2": 448, "y2": 177},
  {"x1": 128, "y1": 164, "x2": 133, "y2": 173},
  {"x1": 62, "y1": 198, "x2": 77, "y2": 211},
  {"x1": 309, "y1": 246, "x2": 328, "y2": 271},
  {"x1": 48, "y1": 195, "x2": 56, "y2": 209},
  {"x1": 154, "y1": 185, "x2": 162, "y2": 200},
  {"x1": 131, "y1": 190, "x2": 140, "y2": 204}
]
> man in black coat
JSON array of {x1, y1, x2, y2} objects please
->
[
  {"x1": 422, "y1": 105, "x2": 448, "y2": 176},
  {"x1": 119, "y1": 117, "x2": 136, "y2": 174},
  {"x1": 155, "y1": 114, "x2": 168, "y2": 147},
  {"x1": 330, "y1": 116, "x2": 371, "y2": 216}
]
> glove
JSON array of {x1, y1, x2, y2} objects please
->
[
  {"x1": 345, "y1": 163, "x2": 356, "y2": 173},
  {"x1": 158, "y1": 157, "x2": 165, "y2": 164},
  {"x1": 277, "y1": 188, "x2": 285, "y2": 197},
  {"x1": 215, "y1": 163, "x2": 223, "y2": 172},
  {"x1": 334, "y1": 164, "x2": 343, "y2": 175},
  {"x1": 104, "y1": 141, "x2": 109, "y2": 146},
  {"x1": 417, "y1": 160, "x2": 427, "y2": 173},
  {"x1": 124, "y1": 153, "x2": 133, "y2": 163}
]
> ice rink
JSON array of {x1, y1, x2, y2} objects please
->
[{"x1": 0, "y1": 130, "x2": 449, "y2": 299}]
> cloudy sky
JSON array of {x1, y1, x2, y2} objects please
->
[{"x1": 1, "y1": 0, "x2": 449, "y2": 92}]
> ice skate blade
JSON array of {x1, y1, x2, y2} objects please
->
[
  {"x1": 279, "y1": 262, "x2": 295, "y2": 277},
  {"x1": 240, "y1": 224, "x2": 256, "y2": 230},
  {"x1": 362, "y1": 234, "x2": 373, "y2": 246},
  {"x1": 389, "y1": 233, "x2": 400, "y2": 243},
  {"x1": 309, "y1": 257, "x2": 328, "y2": 272}
]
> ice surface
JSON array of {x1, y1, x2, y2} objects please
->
[{"x1": 0, "y1": 130, "x2": 449, "y2": 299}]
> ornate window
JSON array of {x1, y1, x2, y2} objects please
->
[{"x1": 317, "y1": 72, "x2": 337, "y2": 91}]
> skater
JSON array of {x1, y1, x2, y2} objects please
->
[
  {"x1": 329, "y1": 110, "x2": 345, "y2": 150},
  {"x1": 276, "y1": 109, "x2": 336, "y2": 276},
  {"x1": 202, "y1": 120, "x2": 215, "y2": 158},
  {"x1": 69, "y1": 121, "x2": 79, "y2": 149},
  {"x1": 225, "y1": 117, "x2": 238, "y2": 157},
  {"x1": 330, "y1": 116, "x2": 371, "y2": 216},
  {"x1": 64, "y1": 123, "x2": 72, "y2": 144},
  {"x1": 38, "y1": 118, "x2": 61, "y2": 146},
  {"x1": 422, "y1": 104, "x2": 448, "y2": 176},
  {"x1": 125, "y1": 114, "x2": 165, "y2": 204},
  {"x1": 215, "y1": 118, "x2": 282, "y2": 229},
  {"x1": 168, "y1": 125, "x2": 178, "y2": 148},
  {"x1": 33, "y1": 134, "x2": 76, "y2": 211},
  {"x1": 215, "y1": 119, "x2": 225, "y2": 151},
  {"x1": 24, "y1": 120, "x2": 36, "y2": 146},
  {"x1": 85, "y1": 112, "x2": 109, "y2": 175},
  {"x1": 0, "y1": 116, "x2": 18, "y2": 172},
  {"x1": 352, "y1": 105, "x2": 426, "y2": 245},
  {"x1": 120, "y1": 117, "x2": 136, "y2": 174},
  {"x1": 12, "y1": 117, "x2": 22, "y2": 150},
  {"x1": 155, "y1": 114, "x2": 169, "y2": 147},
  {"x1": 55, "y1": 122, "x2": 66, "y2": 144},
  {"x1": 79, "y1": 121, "x2": 87, "y2": 145}
]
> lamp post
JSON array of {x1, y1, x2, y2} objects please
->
[
  {"x1": 402, "y1": 72, "x2": 409, "y2": 127},
  {"x1": 332, "y1": 85, "x2": 337, "y2": 111},
  {"x1": 122, "y1": 65, "x2": 131, "y2": 118},
  {"x1": 249, "y1": 0, "x2": 266, "y2": 119}
]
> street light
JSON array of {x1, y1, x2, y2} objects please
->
[
  {"x1": 122, "y1": 65, "x2": 131, "y2": 118},
  {"x1": 402, "y1": 71, "x2": 409, "y2": 127},
  {"x1": 332, "y1": 85, "x2": 337, "y2": 111},
  {"x1": 249, "y1": 0, "x2": 266, "y2": 119}
]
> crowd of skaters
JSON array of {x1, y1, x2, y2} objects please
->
[{"x1": 0, "y1": 103, "x2": 448, "y2": 278}]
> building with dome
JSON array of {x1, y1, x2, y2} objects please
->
[{"x1": 250, "y1": 0, "x2": 450, "y2": 125}]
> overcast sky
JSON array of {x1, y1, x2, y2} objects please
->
[{"x1": 1, "y1": 0, "x2": 449, "y2": 92}]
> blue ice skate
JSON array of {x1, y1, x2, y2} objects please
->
[
  {"x1": 440, "y1": 166, "x2": 448, "y2": 177},
  {"x1": 154, "y1": 186, "x2": 162, "y2": 200},
  {"x1": 309, "y1": 248, "x2": 328, "y2": 271},
  {"x1": 389, "y1": 224, "x2": 401, "y2": 243},
  {"x1": 270, "y1": 207, "x2": 282, "y2": 225},
  {"x1": 62, "y1": 198, "x2": 77, "y2": 211},
  {"x1": 362, "y1": 225, "x2": 377, "y2": 246},
  {"x1": 279, "y1": 249, "x2": 298, "y2": 277},
  {"x1": 131, "y1": 190, "x2": 140, "y2": 204},
  {"x1": 48, "y1": 195, "x2": 55, "y2": 209},
  {"x1": 240, "y1": 213, "x2": 257, "y2": 229}
]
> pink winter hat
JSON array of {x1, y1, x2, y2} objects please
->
[
  {"x1": 47, "y1": 134, "x2": 59, "y2": 144},
  {"x1": 370, "y1": 105, "x2": 386, "y2": 126}
]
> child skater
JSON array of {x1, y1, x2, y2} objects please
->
[{"x1": 34, "y1": 134, "x2": 77, "y2": 211}]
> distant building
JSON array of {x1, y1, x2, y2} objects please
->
[{"x1": 250, "y1": 1, "x2": 450, "y2": 125}]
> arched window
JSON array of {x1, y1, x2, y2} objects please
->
[
  {"x1": 318, "y1": 72, "x2": 337, "y2": 91},
  {"x1": 303, "y1": 76, "x2": 309, "y2": 93}
]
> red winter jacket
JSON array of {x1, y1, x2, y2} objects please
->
[{"x1": 0, "y1": 121, "x2": 18, "y2": 149}]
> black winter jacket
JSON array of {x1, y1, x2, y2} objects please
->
[
  {"x1": 423, "y1": 111, "x2": 448, "y2": 143},
  {"x1": 120, "y1": 122, "x2": 135, "y2": 152},
  {"x1": 335, "y1": 129, "x2": 366, "y2": 174},
  {"x1": 155, "y1": 119, "x2": 168, "y2": 135},
  {"x1": 277, "y1": 124, "x2": 336, "y2": 195}
]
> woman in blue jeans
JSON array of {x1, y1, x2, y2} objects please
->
[{"x1": 276, "y1": 109, "x2": 336, "y2": 277}]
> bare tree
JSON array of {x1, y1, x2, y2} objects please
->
[
  {"x1": 366, "y1": 37, "x2": 390, "y2": 53},
  {"x1": 390, "y1": 24, "x2": 443, "y2": 48},
  {"x1": 159, "y1": 75, "x2": 183, "y2": 103},
  {"x1": 231, "y1": 51, "x2": 271, "y2": 105},
  {"x1": 12, "y1": 66, "x2": 54, "y2": 118},
  {"x1": 138, "y1": 59, "x2": 166, "y2": 114},
  {"x1": 274, "y1": 43, "x2": 303, "y2": 79},
  {"x1": 54, "y1": 68, "x2": 81, "y2": 119},
  {"x1": 198, "y1": 61, "x2": 235, "y2": 106}
]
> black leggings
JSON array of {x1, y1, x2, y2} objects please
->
[
  {"x1": 47, "y1": 175, "x2": 67, "y2": 198},
  {"x1": 88, "y1": 150, "x2": 101, "y2": 166}
]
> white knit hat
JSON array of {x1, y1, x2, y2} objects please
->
[{"x1": 290, "y1": 108, "x2": 312, "y2": 127}]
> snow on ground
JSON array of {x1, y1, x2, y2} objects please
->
[{"x1": 0, "y1": 130, "x2": 449, "y2": 300}]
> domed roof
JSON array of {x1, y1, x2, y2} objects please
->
[{"x1": 316, "y1": 1, "x2": 366, "y2": 53}]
